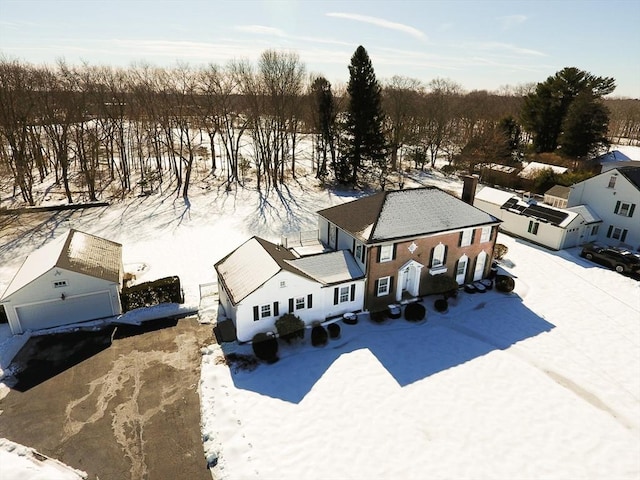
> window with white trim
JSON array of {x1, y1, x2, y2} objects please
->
[
  {"x1": 260, "y1": 304, "x2": 271, "y2": 318},
  {"x1": 607, "y1": 175, "x2": 616, "y2": 188},
  {"x1": 590, "y1": 225, "x2": 599, "y2": 236},
  {"x1": 480, "y1": 226, "x2": 492, "y2": 243},
  {"x1": 432, "y1": 243, "x2": 446, "y2": 268},
  {"x1": 379, "y1": 244, "x2": 393, "y2": 262},
  {"x1": 377, "y1": 276, "x2": 390, "y2": 296},
  {"x1": 528, "y1": 220, "x2": 539, "y2": 235},
  {"x1": 460, "y1": 229, "x2": 473, "y2": 247},
  {"x1": 355, "y1": 244, "x2": 362, "y2": 262},
  {"x1": 295, "y1": 297, "x2": 305, "y2": 310},
  {"x1": 53, "y1": 280, "x2": 68, "y2": 288},
  {"x1": 339, "y1": 286, "x2": 350, "y2": 303},
  {"x1": 607, "y1": 226, "x2": 628, "y2": 242},
  {"x1": 615, "y1": 201, "x2": 635, "y2": 217}
]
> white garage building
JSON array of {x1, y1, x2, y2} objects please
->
[{"x1": 1, "y1": 229, "x2": 123, "y2": 335}]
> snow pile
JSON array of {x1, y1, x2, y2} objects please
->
[{"x1": 0, "y1": 438, "x2": 87, "y2": 480}]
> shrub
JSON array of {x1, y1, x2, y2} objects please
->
[
  {"x1": 327, "y1": 322, "x2": 341, "y2": 339},
  {"x1": 429, "y1": 275, "x2": 459, "y2": 297},
  {"x1": 404, "y1": 302, "x2": 426, "y2": 322},
  {"x1": 311, "y1": 325, "x2": 328, "y2": 347},
  {"x1": 495, "y1": 275, "x2": 515, "y2": 293},
  {"x1": 252, "y1": 332, "x2": 279, "y2": 363},
  {"x1": 120, "y1": 276, "x2": 184, "y2": 311},
  {"x1": 370, "y1": 310, "x2": 387, "y2": 323},
  {"x1": 494, "y1": 244, "x2": 508, "y2": 261},
  {"x1": 434, "y1": 298, "x2": 448, "y2": 313},
  {"x1": 275, "y1": 313, "x2": 305, "y2": 343}
]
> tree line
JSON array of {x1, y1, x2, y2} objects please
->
[{"x1": 0, "y1": 48, "x2": 638, "y2": 206}]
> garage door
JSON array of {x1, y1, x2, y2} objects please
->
[{"x1": 16, "y1": 292, "x2": 115, "y2": 332}]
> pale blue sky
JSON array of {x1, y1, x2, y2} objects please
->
[{"x1": 1, "y1": 0, "x2": 638, "y2": 97}]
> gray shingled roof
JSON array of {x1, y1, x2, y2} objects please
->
[
  {"x1": 59, "y1": 230, "x2": 122, "y2": 283},
  {"x1": 545, "y1": 185, "x2": 571, "y2": 199},
  {"x1": 618, "y1": 166, "x2": 640, "y2": 190},
  {"x1": 287, "y1": 250, "x2": 364, "y2": 285},
  {"x1": 318, "y1": 187, "x2": 499, "y2": 244}
]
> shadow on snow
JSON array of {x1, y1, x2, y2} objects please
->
[{"x1": 227, "y1": 290, "x2": 555, "y2": 404}]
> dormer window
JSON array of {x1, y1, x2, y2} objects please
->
[{"x1": 607, "y1": 175, "x2": 617, "y2": 188}]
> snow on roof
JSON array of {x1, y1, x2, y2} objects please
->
[
  {"x1": 1, "y1": 230, "x2": 122, "y2": 299},
  {"x1": 215, "y1": 237, "x2": 285, "y2": 305},
  {"x1": 287, "y1": 250, "x2": 364, "y2": 285},
  {"x1": 566, "y1": 205, "x2": 602, "y2": 224},
  {"x1": 319, "y1": 187, "x2": 498, "y2": 244},
  {"x1": 519, "y1": 162, "x2": 568, "y2": 179},
  {"x1": 474, "y1": 186, "x2": 516, "y2": 206}
]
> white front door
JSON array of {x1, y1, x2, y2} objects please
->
[
  {"x1": 473, "y1": 251, "x2": 487, "y2": 281},
  {"x1": 396, "y1": 260, "x2": 423, "y2": 301}
]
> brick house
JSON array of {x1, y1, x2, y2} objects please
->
[
  {"x1": 316, "y1": 185, "x2": 501, "y2": 313},
  {"x1": 216, "y1": 184, "x2": 501, "y2": 340}
]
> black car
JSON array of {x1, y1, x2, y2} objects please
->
[{"x1": 580, "y1": 244, "x2": 640, "y2": 274}]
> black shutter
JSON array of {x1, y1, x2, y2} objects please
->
[
  {"x1": 307, "y1": 294, "x2": 313, "y2": 308},
  {"x1": 389, "y1": 276, "x2": 394, "y2": 294},
  {"x1": 392, "y1": 243, "x2": 397, "y2": 260},
  {"x1": 350, "y1": 284, "x2": 355, "y2": 301},
  {"x1": 621, "y1": 229, "x2": 628, "y2": 242},
  {"x1": 289, "y1": 298, "x2": 294, "y2": 312},
  {"x1": 444, "y1": 245, "x2": 448, "y2": 263},
  {"x1": 629, "y1": 204, "x2": 636, "y2": 217},
  {"x1": 607, "y1": 225, "x2": 613, "y2": 238},
  {"x1": 614, "y1": 200, "x2": 621, "y2": 214},
  {"x1": 471, "y1": 229, "x2": 476, "y2": 244},
  {"x1": 429, "y1": 247, "x2": 435, "y2": 267},
  {"x1": 458, "y1": 232, "x2": 463, "y2": 246},
  {"x1": 333, "y1": 288, "x2": 339, "y2": 305},
  {"x1": 253, "y1": 306, "x2": 259, "y2": 321},
  {"x1": 377, "y1": 246, "x2": 381, "y2": 263},
  {"x1": 273, "y1": 302, "x2": 279, "y2": 316},
  {"x1": 374, "y1": 279, "x2": 379, "y2": 296},
  {"x1": 352, "y1": 238, "x2": 356, "y2": 253}
]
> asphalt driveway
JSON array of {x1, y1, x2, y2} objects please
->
[{"x1": 0, "y1": 317, "x2": 214, "y2": 480}]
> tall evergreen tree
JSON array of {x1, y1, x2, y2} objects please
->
[
  {"x1": 342, "y1": 45, "x2": 386, "y2": 185},
  {"x1": 520, "y1": 67, "x2": 615, "y2": 155},
  {"x1": 559, "y1": 92, "x2": 610, "y2": 158}
]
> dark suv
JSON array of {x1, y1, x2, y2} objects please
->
[{"x1": 580, "y1": 243, "x2": 640, "y2": 274}]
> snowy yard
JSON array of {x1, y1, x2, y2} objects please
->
[
  {"x1": 200, "y1": 233, "x2": 640, "y2": 480},
  {"x1": 0, "y1": 167, "x2": 638, "y2": 478}
]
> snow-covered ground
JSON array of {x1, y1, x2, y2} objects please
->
[{"x1": 1, "y1": 165, "x2": 639, "y2": 478}]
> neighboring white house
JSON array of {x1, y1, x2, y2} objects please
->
[
  {"x1": 215, "y1": 236, "x2": 364, "y2": 343},
  {"x1": 475, "y1": 186, "x2": 601, "y2": 250},
  {"x1": 0, "y1": 230, "x2": 123, "y2": 335},
  {"x1": 566, "y1": 166, "x2": 640, "y2": 251}
]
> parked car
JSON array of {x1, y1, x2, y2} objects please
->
[{"x1": 580, "y1": 244, "x2": 640, "y2": 274}]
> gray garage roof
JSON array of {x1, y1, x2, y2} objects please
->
[
  {"x1": 318, "y1": 187, "x2": 499, "y2": 244},
  {"x1": 2, "y1": 229, "x2": 122, "y2": 299}
]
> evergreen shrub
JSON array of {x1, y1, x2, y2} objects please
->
[{"x1": 252, "y1": 332, "x2": 279, "y2": 363}]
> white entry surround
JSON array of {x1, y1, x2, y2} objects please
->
[{"x1": 396, "y1": 259, "x2": 424, "y2": 301}]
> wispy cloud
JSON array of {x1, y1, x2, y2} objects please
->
[
  {"x1": 498, "y1": 15, "x2": 527, "y2": 30},
  {"x1": 326, "y1": 12, "x2": 426, "y2": 40},
  {"x1": 235, "y1": 25, "x2": 286, "y2": 37},
  {"x1": 473, "y1": 41, "x2": 545, "y2": 57}
]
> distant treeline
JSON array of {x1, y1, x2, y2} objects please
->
[{"x1": 0, "y1": 55, "x2": 638, "y2": 205}]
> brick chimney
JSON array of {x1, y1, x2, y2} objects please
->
[{"x1": 461, "y1": 175, "x2": 479, "y2": 205}]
